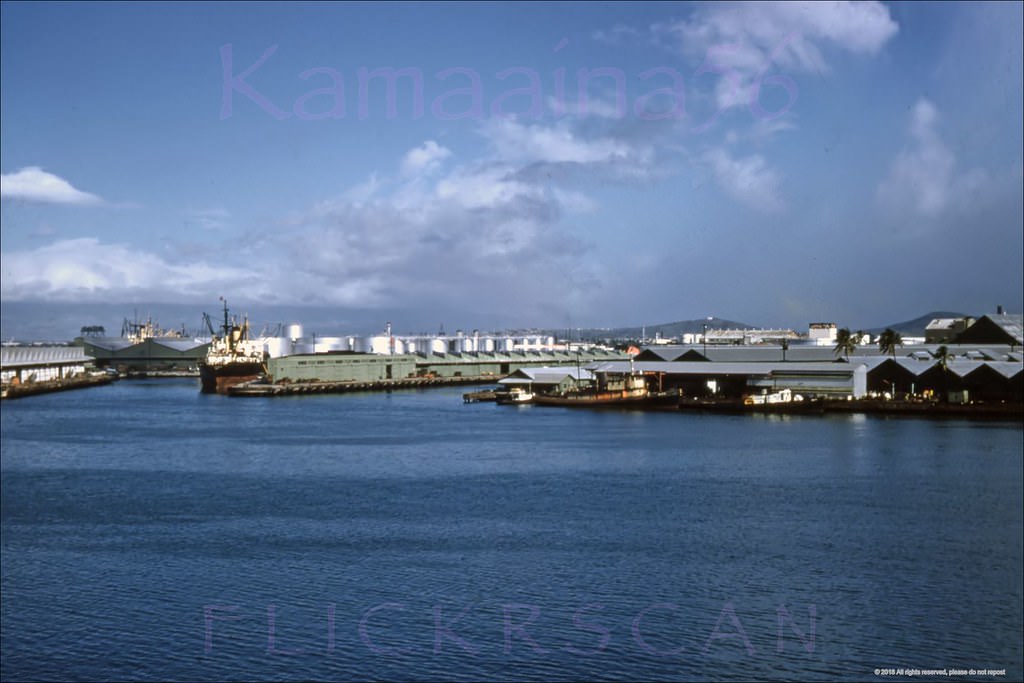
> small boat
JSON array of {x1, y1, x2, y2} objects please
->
[{"x1": 495, "y1": 386, "x2": 535, "y2": 404}]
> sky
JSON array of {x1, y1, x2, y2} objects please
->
[{"x1": 1, "y1": 1, "x2": 1022, "y2": 339}]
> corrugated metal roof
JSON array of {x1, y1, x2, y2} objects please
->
[
  {"x1": 151, "y1": 339, "x2": 209, "y2": 352},
  {"x1": 973, "y1": 361, "x2": 1024, "y2": 379},
  {"x1": 83, "y1": 338, "x2": 138, "y2": 352},
  {"x1": 987, "y1": 314, "x2": 1024, "y2": 345},
  {"x1": 588, "y1": 360, "x2": 867, "y2": 376},
  {"x1": 1, "y1": 346, "x2": 92, "y2": 368},
  {"x1": 499, "y1": 366, "x2": 594, "y2": 385}
]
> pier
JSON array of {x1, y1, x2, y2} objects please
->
[
  {"x1": 228, "y1": 374, "x2": 495, "y2": 397},
  {"x1": 1, "y1": 346, "x2": 114, "y2": 399}
]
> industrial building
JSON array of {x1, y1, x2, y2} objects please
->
[
  {"x1": 925, "y1": 317, "x2": 974, "y2": 344},
  {"x1": 589, "y1": 360, "x2": 869, "y2": 399},
  {"x1": 618, "y1": 341, "x2": 1022, "y2": 403},
  {"x1": 954, "y1": 312, "x2": 1023, "y2": 346},
  {"x1": 1, "y1": 346, "x2": 95, "y2": 384},
  {"x1": 266, "y1": 348, "x2": 626, "y2": 384},
  {"x1": 497, "y1": 367, "x2": 595, "y2": 395},
  {"x1": 81, "y1": 337, "x2": 210, "y2": 373}
]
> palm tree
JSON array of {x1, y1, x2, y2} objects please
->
[
  {"x1": 834, "y1": 327, "x2": 857, "y2": 360},
  {"x1": 932, "y1": 345, "x2": 952, "y2": 402},
  {"x1": 878, "y1": 328, "x2": 903, "y2": 358}
]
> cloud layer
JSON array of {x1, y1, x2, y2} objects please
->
[
  {"x1": 653, "y1": 1, "x2": 898, "y2": 109},
  {"x1": 877, "y1": 98, "x2": 988, "y2": 219},
  {"x1": 1, "y1": 118, "x2": 665, "y2": 323},
  {"x1": 0, "y1": 167, "x2": 104, "y2": 205}
]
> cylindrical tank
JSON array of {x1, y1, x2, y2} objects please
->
[
  {"x1": 291, "y1": 339, "x2": 315, "y2": 355},
  {"x1": 367, "y1": 336, "x2": 392, "y2": 355},
  {"x1": 431, "y1": 338, "x2": 448, "y2": 354},
  {"x1": 481, "y1": 337, "x2": 495, "y2": 352},
  {"x1": 263, "y1": 337, "x2": 291, "y2": 358},
  {"x1": 317, "y1": 337, "x2": 348, "y2": 352},
  {"x1": 287, "y1": 323, "x2": 303, "y2": 341}
]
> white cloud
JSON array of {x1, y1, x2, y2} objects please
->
[
  {"x1": 0, "y1": 121, "x2": 668, "y2": 318},
  {"x1": 652, "y1": 2, "x2": 898, "y2": 110},
  {"x1": 877, "y1": 98, "x2": 989, "y2": 219},
  {"x1": 0, "y1": 238, "x2": 262, "y2": 302},
  {"x1": 400, "y1": 140, "x2": 452, "y2": 177},
  {"x1": 591, "y1": 24, "x2": 643, "y2": 45},
  {"x1": 1, "y1": 167, "x2": 104, "y2": 205},
  {"x1": 705, "y1": 147, "x2": 784, "y2": 213},
  {"x1": 482, "y1": 118, "x2": 637, "y2": 165},
  {"x1": 185, "y1": 208, "x2": 231, "y2": 231}
]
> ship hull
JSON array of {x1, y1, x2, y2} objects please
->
[
  {"x1": 199, "y1": 361, "x2": 263, "y2": 394},
  {"x1": 533, "y1": 391, "x2": 675, "y2": 408}
]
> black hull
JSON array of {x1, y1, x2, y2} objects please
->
[{"x1": 199, "y1": 362, "x2": 263, "y2": 394}]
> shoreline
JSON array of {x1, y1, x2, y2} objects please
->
[{"x1": 1, "y1": 374, "x2": 116, "y2": 400}]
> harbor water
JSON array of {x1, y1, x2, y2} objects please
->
[{"x1": 2, "y1": 379, "x2": 1021, "y2": 681}]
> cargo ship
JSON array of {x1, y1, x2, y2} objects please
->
[{"x1": 199, "y1": 299, "x2": 267, "y2": 394}]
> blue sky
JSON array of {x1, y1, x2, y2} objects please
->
[{"x1": 2, "y1": 1, "x2": 1022, "y2": 338}]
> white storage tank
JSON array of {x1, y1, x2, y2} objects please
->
[
  {"x1": 367, "y1": 336, "x2": 392, "y2": 355},
  {"x1": 317, "y1": 337, "x2": 348, "y2": 352},
  {"x1": 287, "y1": 323, "x2": 303, "y2": 341},
  {"x1": 263, "y1": 337, "x2": 292, "y2": 358},
  {"x1": 292, "y1": 339, "x2": 315, "y2": 355}
]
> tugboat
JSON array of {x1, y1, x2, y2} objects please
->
[{"x1": 199, "y1": 298, "x2": 267, "y2": 394}]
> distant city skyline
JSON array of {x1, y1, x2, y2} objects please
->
[{"x1": 2, "y1": 2, "x2": 1022, "y2": 340}]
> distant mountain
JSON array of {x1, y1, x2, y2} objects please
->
[{"x1": 866, "y1": 311, "x2": 970, "y2": 337}]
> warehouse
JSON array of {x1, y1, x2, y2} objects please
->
[
  {"x1": 589, "y1": 360, "x2": 868, "y2": 399},
  {"x1": 267, "y1": 348, "x2": 626, "y2": 384},
  {"x1": 1, "y1": 346, "x2": 95, "y2": 384},
  {"x1": 268, "y1": 353, "x2": 418, "y2": 383},
  {"x1": 498, "y1": 366, "x2": 594, "y2": 394},
  {"x1": 954, "y1": 312, "x2": 1023, "y2": 346},
  {"x1": 82, "y1": 337, "x2": 210, "y2": 372}
]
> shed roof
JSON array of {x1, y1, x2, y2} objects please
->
[
  {"x1": 1, "y1": 345, "x2": 92, "y2": 368},
  {"x1": 589, "y1": 360, "x2": 867, "y2": 377},
  {"x1": 499, "y1": 366, "x2": 594, "y2": 385},
  {"x1": 151, "y1": 339, "x2": 209, "y2": 352}
]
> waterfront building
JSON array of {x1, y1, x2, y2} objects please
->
[
  {"x1": 1, "y1": 346, "x2": 94, "y2": 384},
  {"x1": 955, "y1": 312, "x2": 1024, "y2": 346},
  {"x1": 81, "y1": 336, "x2": 211, "y2": 373},
  {"x1": 925, "y1": 317, "x2": 974, "y2": 344},
  {"x1": 266, "y1": 348, "x2": 626, "y2": 384},
  {"x1": 808, "y1": 322, "x2": 838, "y2": 345},
  {"x1": 622, "y1": 342, "x2": 1022, "y2": 403}
]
